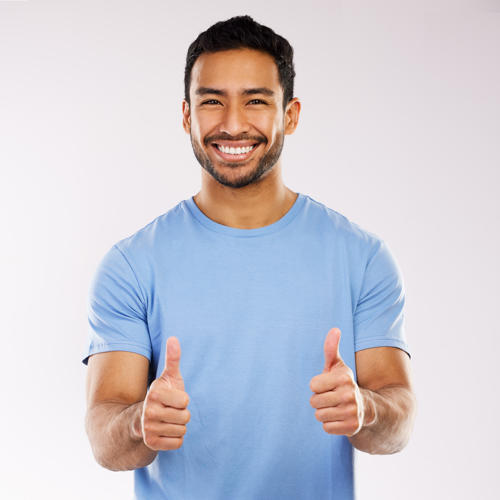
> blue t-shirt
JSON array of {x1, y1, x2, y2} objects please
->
[{"x1": 83, "y1": 192, "x2": 410, "y2": 500}]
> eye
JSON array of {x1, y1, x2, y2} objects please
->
[
  {"x1": 248, "y1": 99, "x2": 267, "y2": 105},
  {"x1": 201, "y1": 99, "x2": 221, "y2": 105}
]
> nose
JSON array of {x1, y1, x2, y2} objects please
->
[{"x1": 218, "y1": 103, "x2": 249, "y2": 137}]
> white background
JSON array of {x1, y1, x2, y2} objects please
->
[{"x1": 1, "y1": 1, "x2": 499, "y2": 499}]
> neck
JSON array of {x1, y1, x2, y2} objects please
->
[{"x1": 193, "y1": 163, "x2": 297, "y2": 229}]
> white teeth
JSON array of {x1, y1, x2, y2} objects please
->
[{"x1": 217, "y1": 144, "x2": 255, "y2": 155}]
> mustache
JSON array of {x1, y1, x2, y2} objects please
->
[{"x1": 205, "y1": 133, "x2": 266, "y2": 145}]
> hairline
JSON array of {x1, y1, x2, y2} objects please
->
[{"x1": 186, "y1": 47, "x2": 290, "y2": 110}]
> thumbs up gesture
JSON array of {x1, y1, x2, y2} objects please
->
[
  {"x1": 309, "y1": 328, "x2": 366, "y2": 437},
  {"x1": 141, "y1": 337, "x2": 191, "y2": 451}
]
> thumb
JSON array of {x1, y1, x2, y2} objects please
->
[
  {"x1": 323, "y1": 327, "x2": 342, "y2": 373},
  {"x1": 160, "y1": 336, "x2": 185, "y2": 391}
]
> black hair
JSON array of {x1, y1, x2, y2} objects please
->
[{"x1": 184, "y1": 15, "x2": 295, "y2": 109}]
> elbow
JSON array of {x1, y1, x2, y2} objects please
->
[
  {"x1": 85, "y1": 428, "x2": 117, "y2": 471},
  {"x1": 88, "y1": 441, "x2": 139, "y2": 472},
  {"x1": 94, "y1": 453, "x2": 122, "y2": 472},
  {"x1": 362, "y1": 388, "x2": 417, "y2": 456},
  {"x1": 84, "y1": 412, "x2": 124, "y2": 472},
  {"x1": 390, "y1": 390, "x2": 418, "y2": 455},
  {"x1": 384, "y1": 433, "x2": 412, "y2": 455},
  {"x1": 95, "y1": 453, "x2": 155, "y2": 472},
  {"x1": 84, "y1": 413, "x2": 155, "y2": 472}
]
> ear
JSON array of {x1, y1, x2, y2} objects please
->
[
  {"x1": 182, "y1": 100, "x2": 191, "y2": 134},
  {"x1": 284, "y1": 97, "x2": 301, "y2": 136}
]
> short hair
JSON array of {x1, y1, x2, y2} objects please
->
[{"x1": 184, "y1": 15, "x2": 296, "y2": 109}]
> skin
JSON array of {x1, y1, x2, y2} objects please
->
[
  {"x1": 310, "y1": 328, "x2": 416, "y2": 454},
  {"x1": 182, "y1": 48, "x2": 301, "y2": 229},
  {"x1": 85, "y1": 47, "x2": 416, "y2": 472}
]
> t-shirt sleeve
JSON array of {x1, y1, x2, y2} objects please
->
[
  {"x1": 82, "y1": 244, "x2": 152, "y2": 365},
  {"x1": 353, "y1": 238, "x2": 411, "y2": 358}
]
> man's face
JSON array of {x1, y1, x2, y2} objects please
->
[{"x1": 183, "y1": 48, "x2": 297, "y2": 189}]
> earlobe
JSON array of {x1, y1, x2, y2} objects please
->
[
  {"x1": 182, "y1": 101, "x2": 191, "y2": 134},
  {"x1": 284, "y1": 98, "x2": 301, "y2": 135},
  {"x1": 182, "y1": 118, "x2": 190, "y2": 134}
]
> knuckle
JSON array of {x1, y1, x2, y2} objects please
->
[
  {"x1": 143, "y1": 406, "x2": 155, "y2": 421},
  {"x1": 148, "y1": 387, "x2": 160, "y2": 401},
  {"x1": 348, "y1": 402, "x2": 358, "y2": 416},
  {"x1": 349, "y1": 415, "x2": 360, "y2": 429},
  {"x1": 144, "y1": 435, "x2": 158, "y2": 450},
  {"x1": 184, "y1": 410, "x2": 191, "y2": 423},
  {"x1": 342, "y1": 392, "x2": 354, "y2": 405}
]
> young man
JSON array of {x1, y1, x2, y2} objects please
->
[{"x1": 83, "y1": 15, "x2": 416, "y2": 500}]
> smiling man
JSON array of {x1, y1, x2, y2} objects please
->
[
  {"x1": 83, "y1": 15, "x2": 416, "y2": 500},
  {"x1": 187, "y1": 50, "x2": 287, "y2": 189},
  {"x1": 184, "y1": 43, "x2": 301, "y2": 228}
]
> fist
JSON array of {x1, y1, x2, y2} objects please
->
[
  {"x1": 141, "y1": 336, "x2": 191, "y2": 451},
  {"x1": 309, "y1": 328, "x2": 365, "y2": 437}
]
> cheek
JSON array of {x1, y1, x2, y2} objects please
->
[
  {"x1": 245, "y1": 108, "x2": 277, "y2": 131},
  {"x1": 188, "y1": 115, "x2": 202, "y2": 139},
  {"x1": 268, "y1": 113, "x2": 285, "y2": 137},
  {"x1": 253, "y1": 118, "x2": 281, "y2": 143},
  {"x1": 191, "y1": 114, "x2": 219, "y2": 143}
]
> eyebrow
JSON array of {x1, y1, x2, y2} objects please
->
[{"x1": 195, "y1": 87, "x2": 275, "y2": 97}]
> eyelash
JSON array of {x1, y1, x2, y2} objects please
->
[{"x1": 201, "y1": 99, "x2": 267, "y2": 105}]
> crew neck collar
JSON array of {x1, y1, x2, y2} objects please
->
[{"x1": 184, "y1": 192, "x2": 306, "y2": 238}]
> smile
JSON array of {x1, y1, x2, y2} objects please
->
[
  {"x1": 211, "y1": 142, "x2": 260, "y2": 162},
  {"x1": 216, "y1": 144, "x2": 256, "y2": 155}
]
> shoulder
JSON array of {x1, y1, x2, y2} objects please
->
[
  {"x1": 113, "y1": 199, "x2": 189, "y2": 259},
  {"x1": 301, "y1": 194, "x2": 384, "y2": 259}
]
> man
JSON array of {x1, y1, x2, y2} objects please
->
[{"x1": 83, "y1": 15, "x2": 416, "y2": 500}]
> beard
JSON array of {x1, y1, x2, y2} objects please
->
[{"x1": 190, "y1": 131, "x2": 284, "y2": 189}]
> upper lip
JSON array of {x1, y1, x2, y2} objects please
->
[{"x1": 212, "y1": 141, "x2": 259, "y2": 148}]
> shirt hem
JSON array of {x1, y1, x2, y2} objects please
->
[
  {"x1": 354, "y1": 337, "x2": 411, "y2": 359},
  {"x1": 82, "y1": 342, "x2": 152, "y2": 365}
]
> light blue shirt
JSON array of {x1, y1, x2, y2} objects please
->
[{"x1": 83, "y1": 193, "x2": 410, "y2": 500}]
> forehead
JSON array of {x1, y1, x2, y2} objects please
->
[{"x1": 190, "y1": 48, "x2": 282, "y2": 97}]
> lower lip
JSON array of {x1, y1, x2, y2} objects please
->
[{"x1": 211, "y1": 143, "x2": 260, "y2": 162}]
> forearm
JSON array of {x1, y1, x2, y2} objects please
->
[
  {"x1": 85, "y1": 400, "x2": 158, "y2": 471},
  {"x1": 348, "y1": 385, "x2": 417, "y2": 455}
]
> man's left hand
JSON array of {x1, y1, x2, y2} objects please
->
[{"x1": 309, "y1": 327, "x2": 367, "y2": 437}]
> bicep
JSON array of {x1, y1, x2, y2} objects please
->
[
  {"x1": 86, "y1": 351, "x2": 150, "y2": 410},
  {"x1": 354, "y1": 346, "x2": 413, "y2": 392}
]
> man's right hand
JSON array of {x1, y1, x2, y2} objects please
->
[{"x1": 141, "y1": 336, "x2": 190, "y2": 451}]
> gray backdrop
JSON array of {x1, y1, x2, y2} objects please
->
[{"x1": 1, "y1": 0, "x2": 499, "y2": 498}]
